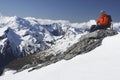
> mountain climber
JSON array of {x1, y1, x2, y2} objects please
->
[{"x1": 90, "y1": 10, "x2": 112, "y2": 32}]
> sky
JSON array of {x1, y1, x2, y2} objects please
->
[{"x1": 0, "y1": 0, "x2": 119, "y2": 22}]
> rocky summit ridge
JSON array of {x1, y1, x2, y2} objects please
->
[{"x1": 5, "y1": 29, "x2": 117, "y2": 73}]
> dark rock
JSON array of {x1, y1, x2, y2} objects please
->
[
  {"x1": 64, "y1": 29, "x2": 118, "y2": 60},
  {"x1": 0, "y1": 67, "x2": 4, "y2": 76}
]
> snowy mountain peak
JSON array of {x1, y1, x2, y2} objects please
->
[
  {"x1": 0, "y1": 16, "x2": 119, "y2": 57},
  {"x1": 0, "y1": 16, "x2": 89, "y2": 69},
  {"x1": 0, "y1": 16, "x2": 89, "y2": 57},
  {"x1": 0, "y1": 16, "x2": 120, "y2": 71},
  {"x1": 0, "y1": 16, "x2": 120, "y2": 77}
]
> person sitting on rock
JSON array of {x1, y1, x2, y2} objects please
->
[{"x1": 90, "y1": 10, "x2": 112, "y2": 32}]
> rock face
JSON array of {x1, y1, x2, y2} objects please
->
[
  {"x1": 64, "y1": 29, "x2": 118, "y2": 60},
  {"x1": 5, "y1": 29, "x2": 118, "y2": 73}
]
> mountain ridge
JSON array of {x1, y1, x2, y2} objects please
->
[
  {"x1": 0, "y1": 16, "x2": 120, "y2": 75},
  {"x1": 4, "y1": 29, "x2": 118, "y2": 73}
]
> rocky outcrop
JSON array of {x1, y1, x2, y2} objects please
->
[
  {"x1": 5, "y1": 29, "x2": 118, "y2": 73},
  {"x1": 64, "y1": 29, "x2": 118, "y2": 60}
]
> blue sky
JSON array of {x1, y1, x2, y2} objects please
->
[{"x1": 0, "y1": 0, "x2": 119, "y2": 22}]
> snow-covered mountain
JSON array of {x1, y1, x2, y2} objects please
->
[
  {"x1": 1, "y1": 29, "x2": 120, "y2": 80},
  {"x1": 0, "y1": 16, "x2": 94, "y2": 57},
  {"x1": 0, "y1": 16, "x2": 119, "y2": 57},
  {"x1": 0, "y1": 16, "x2": 99, "y2": 65},
  {"x1": 0, "y1": 16, "x2": 97, "y2": 72},
  {"x1": 0, "y1": 16, "x2": 120, "y2": 78}
]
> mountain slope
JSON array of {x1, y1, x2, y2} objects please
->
[
  {"x1": 1, "y1": 31, "x2": 120, "y2": 80},
  {"x1": 0, "y1": 16, "x2": 97, "y2": 74},
  {"x1": 0, "y1": 16, "x2": 119, "y2": 57},
  {"x1": 4, "y1": 29, "x2": 116, "y2": 72},
  {"x1": 0, "y1": 16, "x2": 91, "y2": 57},
  {"x1": 0, "y1": 16, "x2": 88, "y2": 69},
  {"x1": 0, "y1": 16, "x2": 120, "y2": 78}
]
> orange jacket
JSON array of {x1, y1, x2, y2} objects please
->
[{"x1": 97, "y1": 14, "x2": 109, "y2": 26}]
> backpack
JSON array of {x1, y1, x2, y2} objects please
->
[{"x1": 106, "y1": 15, "x2": 112, "y2": 28}]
